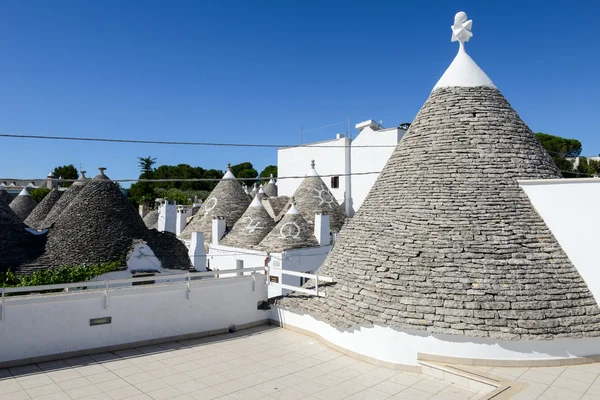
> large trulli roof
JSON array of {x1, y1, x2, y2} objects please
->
[
  {"x1": 263, "y1": 196, "x2": 290, "y2": 220},
  {"x1": 40, "y1": 171, "x2": 89, "y2": 229},
  {"x1": 276, "y1": 12, "x2": 600, "y2": 340},
  {"x1": 0, "y1": 187, "x2": 13, "y2": 204},
  {"x1": 263, "y1": 175, "x2": 278, "y2": 197},
  {"x1": 277, "y1": 161, "x2": 347, "y2": 232},
  {"x1": 36, "y1": 168, "x2": 191, "y2": 270},
  {"x1": 24, "y1": 188, "x2": 64, "y2": 229},
  {"x1": 180, "y1": 165, "x2": 251, "y2": 242},
  {"x1": 0, "y1": 200, "x2": 45, "y2": 271},
  {"x1": 9, "y1": 187, "x2": 37, "y2": 221},
  {"x1": 257, "y1": 203, "x2": 318, "y2": 252},
  {"x1": 220, "y1": 195, "x2": 276, "y2": 249}
]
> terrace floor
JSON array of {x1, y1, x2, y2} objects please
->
[{"x1": 0, "y1": 325, "x2": 598, "y2": 400}]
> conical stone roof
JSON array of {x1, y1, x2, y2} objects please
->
[
  {"x1": 0, "y1": 200, "x2": 44, "y2": 271},
  {"x1": 257, "y1": 203, "x2": 318, "y2": 252},
  {"x1": 263, "y1": 175, "x2": 278, "y2": 197},
  {"x1": 256, "y1": 185, "x2": 269, "y2": 201},
  {"x1": 276, "y1": 14, "x2": 600, "y2": 340},
  {"x1": 40, "y1": 172, "x2": 89, "y2": 229},
  {"x1": 36, "y1": 169, "x2": 191, "y2": 270},
  {"x1": 9, "y1": 188, "x2": 37, "y2": 221},
  {"x1": 24, "y1": 189, "x2": 64, "y2": 229},
  {"x1": 263, "y1": 196, "x2": 290, "y2": 220},
  {"x1": 143, "y1": 209, "x2": 159, "y2": 230},
  {"x1": 0, "y1": 187, "x2": 13, "y2": 204},
  {"x1": 277, "y1": 161, "x2": 347, "y2": 232},
  {"x1": 220, "y1": 195, "x2": 276, "y2": 249},
  {"x1": 180, "y1": 166, "x2": 251, "y2": 242}
]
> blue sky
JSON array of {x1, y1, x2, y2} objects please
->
[{"x1": 1, "y1": 0, "x2": 599, "y2": 183}]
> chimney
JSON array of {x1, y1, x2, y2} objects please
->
[
  {"x1": 158, "y1": 201, "x2": 177, "y2": 233},
  {"x1": 188, "y1": 232, "x2": 207, "y2": 271},
  {"x1": 212, "y1": 217, "x2": 226, "y2": 245},
  {"x1": 176, "y1": 206, "x2": 193, "y2": 236},
  {"x1": 355, "y1": 119, "x2": 382, "y2": 132},
  {"x1": 314, "y1": 212, "x2": 330, "y2": 246},
  {"x1": 139, "y1": 204, "x2": 148, "y2": 218}
]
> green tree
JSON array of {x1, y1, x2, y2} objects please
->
[
  {"x1": 259, "y1": 165, "x2": 278, "y2": 183},
  {"x1": 230, "y1": 162, "x2": 258, "y2": 186},
  {"x1": 30, "y1": 188, "x2": 51, "y2": 203},
  {"x1": 53, "y1": 164, "x2": 78, "y2": 188},
  {"x1": 535, "y1": 133, "x2": 582, "y2": 178},
  {"x1": 138, "y1": 156, "x2": 157, "y2": 178}
]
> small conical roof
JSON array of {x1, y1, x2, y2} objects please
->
[
  {"x1": 0, "y1": 200, "x2": 44, "y2": 271},
  {"x1": 9, "y1": 187, "x2": 37, "y2": 221},
  {"x1": 143, "y1": 209, "x2": 159, "y2": 230},
  {"x1": 37, "y1": 168, "x2": 191, "y2": 269},
  {"x1": 256, "y1": 185, "x2": 269, "y2": 201},
  {"x1": 249, "y1": 183, "x2": 258, "y2": 199},
  {"x1": 263, "y1": 175, "x2": 278, "y2": 197},
  {"x1": 277, "y1": 160, "x2": 346, "y2": 232},
  {"x1": 276, "y1": 11, "x2": 600, "y2": 340},
  {"x1": 0, "y1": 186, "x2": 12, "y2": 204},
  {"x1": 40, "y1": 171, "x2": 90, "y2": 229},
  {"x1": 180, "y1": 165, "x2": 251, "y2": 241},
  {"x1": 257, "y1": 202, "x2": 318, "y2": 252},
  {"x1": 24, "y1": 188, "x2": 64, "y2": 229},
  {"x1": 220, "y1": 195, "x2": 276, "y2": 249}
]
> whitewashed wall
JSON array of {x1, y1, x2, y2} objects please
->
[
  {"x1": 520, "y1": 178, "x2": 600, "y2": 303},
  {"x1": 350, "y1": 127, "x2": 404, "y2": 215},
  {"x1": 207, "y1": 245, "x2": 268, "y2": 277},
  {"x1": 0, "y1": 276, "x2": 269, "y2": 363},
  {"x1": 277, "y1": 136, "x2": 350, "y2": 205},
  {"x1": 268, "y1": 246, "x2": 331, "y2": 298}
]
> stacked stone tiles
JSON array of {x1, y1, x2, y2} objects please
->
[
  {"x1": 180, "y1": 171, "x2": 251, "y2": 242},
  {"x1": 40, "y1": 173, "x2": 89, "y2": 229},
  {"x1": 143, "y1": 209, "x2": 159, "y2": 230},
  {"x1": 0, "y1": 199, "x2": 44, "y2": 271},
  {"x1": 9, "y1": 188, "x2": 37, "y2": 221},
  {"x1": 263, "y1": 176, "x2": 278, "y2": 197},
  {"x1": 256, "y1": 186, "x2": 269, "y2": 201},
  {"x1": 277, "y1": 169, "x2": 347, "y2": 232},
  {"x1": 220, "y1": 196, "x2": 276, "y2": 249},
  {"x1": 257, "y1": 205, "x2": 319, "y2": 252},
  {"x1": 264, "y1": 196, "x2": 290, "y2": 220},
  {"x1": 36, "y1": 170, "x2": 191, "y2": 270},
  {"x1": 24, "y1": 189, "x2": 63, "y2": 229},
  {"x1": 0, "y1": 187, "x2": 12, "y2": 204},
  {"x1": 276, "y1": 86, "x2": 600, "y2": 340}
]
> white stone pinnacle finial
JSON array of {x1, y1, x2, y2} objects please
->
[
  {"x1": 311, "y1": 160, "x2": 315, "y2": 168},
  {"x1": 451, "y1": 11, "x2": 473, "y2": 45}
]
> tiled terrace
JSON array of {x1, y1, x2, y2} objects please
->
[{"x1": 0, "y1": 325, "x2": 599, "y2": 400}]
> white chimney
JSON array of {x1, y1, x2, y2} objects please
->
[
  {"x1": 355, "y1": 119, "x2": 382, "y2": 132},
  {"x1": 212, "y1": 217, "x2": 226, "y2": 245},
  {"x1": 158, "y1": 201, "x2": 177, "y2": 233},
  {"x1": 314, "y1": 212, "x2": 330, "y2": 246},
  {"x1": 188, "y1": 232, "x2": 207, "y2": 271},
  {"x1": 176, "y1": 206, "x2": 193, "y2": 236}
]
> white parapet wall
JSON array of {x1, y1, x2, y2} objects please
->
[
  {"x1": 0, "y1": 275, "x2": 270, "y2": 364},
  {"x1": 273, "y1": 308, "x2": 600, "y2": 365},
  {"x1": 520, "y1": 178, "x2": 600, "y2": 303}
]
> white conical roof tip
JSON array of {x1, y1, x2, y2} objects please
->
[
  {"x1": 19, "y1": 187, "x2": 30, "y2": 196},
  {"x1": 222, "y1": 163, "x2": 236, "y2": 180},
  {"x1": 250, "y1": 195, "x2": 264, "y2": 208},
  {"x1": 433, "y1": 11, "x2": 495, "y2": 90},
  {"x1": 306, "y1": 159, "x2": 319, "y2": 177}
]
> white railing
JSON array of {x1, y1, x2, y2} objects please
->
[
  {"x1": 268, "y1": 269, "x2": 333, "y2": 297},
  {"x1": 0, "y1": 267, "x2": 267, "y2": 322}
]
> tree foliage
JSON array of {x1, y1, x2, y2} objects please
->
[
  {"x1": 230, "y1": 162, "x2": 258, "y2": 186},
  {"x1": 259, "y1": 165, "x2": 277, "y2": 183},
  {"x1": 576, "y1": 157, "x2": 600, "y2": 177},
  {"x1": 535, "y1": 133, "x2": 582, "y2": 178},
  {"x1": 53, "y1": 164, "x2": 78, "y2": 188},
  {"x1": 30, "y1": 188, "x2": 51, "y2": 203}
]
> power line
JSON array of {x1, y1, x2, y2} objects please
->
[{"x1": 0, "y1": 133, "x2": 598, "y2": 157}]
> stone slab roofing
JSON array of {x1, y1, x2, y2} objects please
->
[
  {"x1": 277, "y1": 166, "x2": 347, "y2": 232},
  {"x1": 35, "y1": 171, "x2": 191, "y2": 270},
  {"x1": 257, "y1": 204, "x2": 319, "y2": 252},
  {"x1": 180, "y1": 169, "x2": 251, "y2": 242},
  {"x1": 263, "y1": 177, "x2": 278, "y2": 197},
  {"x1": 0, "y1": 200, "x2": 45, "y2": 272},
  {"x1": 264, "y1": 196, "x2": 290, "y2": 220},
  {"x1": 0, "y1": 187, "x2": 12, "y2": 204},
  {"x1": 24, "y1": 189, "x2": 63, "y2": 229},
  {"x1": 220, "y1": 196, "x2": 276, "y2": 249},
  {"x1": 9, "y1": 188, "x2": 37, "y2": 221},
  {"x1": 143, "y1": 209, "x2": 159, "y2": 230},
  {"x1": 39, "y1": 174, "x2": 88, "y2": 229},
  {"x1": 276, "y1": 85, "x2": 600, "y2": 340}
]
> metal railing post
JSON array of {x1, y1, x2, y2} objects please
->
[
  {"x1": 104, "y1": 281, "x2": 109, "y2": 310},
  {"x1": 1, "y1": 287, "x2": 5, "y2": 322},
  {"x1": 315, "y1": 274, "x2": 319, "y2": 297},
  {"x1": 187, "y1": 272, "x2": 191, "y2": 300}
]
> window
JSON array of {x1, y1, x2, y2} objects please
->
[{"x1": 330, "y1": 176, "x2": 339, "y2": 189}]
